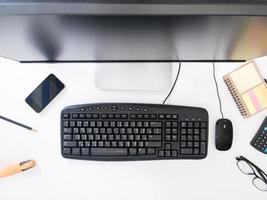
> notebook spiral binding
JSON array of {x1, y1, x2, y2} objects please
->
[{"x1": 224, "y1": 78, "x2": 248, "y2": 117}]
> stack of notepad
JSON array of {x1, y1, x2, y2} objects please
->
[{"x1": 224, "y1": 61, "x2": 267, "y2": 118}]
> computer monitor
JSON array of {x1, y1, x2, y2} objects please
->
[
  {"x1": 1, "y1": 0, "x2": 267, "y2": 62},
  {"x1": 1, "y1": 1, "x2": 267, "y2": 90}
]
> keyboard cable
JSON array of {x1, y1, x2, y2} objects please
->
[
  {"x1": 212, "y1": 62, "x2": 224, "y2": 119},
  {"x1": 163, "y1": 62, "x2": 182, "y2": 104}
]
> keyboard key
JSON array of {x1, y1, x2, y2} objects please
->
[
  {"x1": 188, "y1": 122, "x2": 193, "y2": 128},
  {"x1": 80, "y1": 128, "x2": 86, "y2": 134},
  {"x1": 63, "y1": 141, "x2": 77, "y2": 147},
  {"x1": 172, "y1": 135, "x2": 178, "y2": 141},
  {"x1": 194, "y1": 122, "x2": 200, "y2": 128},
  {"x1": 104, "y1": 141, "x2": 111, "y2": 147},
  {"x1": 63, "y1": 121, "x2": 69, "y2": 127},
  {"x1": 91, "y1": 148, "x2": 128, "y2": 156},
  {"x1": 150, "y1": 122, "x2": 162, "y2": 128},
  {"x1": 63, "y1": 134, "x2": 72, "y2": 140},
  {"x1": 91, "y1": 141, "x2": 97, "y2": 147},
  {"x1": 194, "y1": 135, "x2": 200, "y2": 141},
  {"x1": 171, "y1": 150, "x2": 178, "y2": 157},
  {"x1": 86, "y1": 128, "x2": 92, "y2": 134},
  {"x1": 145, "y1": 141, "x2": 162, "y2": 147},
  {"x1": 72, "y1": 148, "x2": 80, "y2": 155},
  {"x1": 138, "y1": 141, "x2": 144, "y2": 147},
  {"x1": 79, "y1": 114, "x2": 85, "y2": 119},
  {"x1": 201, "y1": 129, "x2": 206, "y2": 140},
  {"x1": 200, "y1": 142, "x2": 206, "y2": 154},
  {"x1": 172, "y1": 115, "x2": 178, "y2": 119},
  {"x1": 181, "y1": 148, "x2": 193, "y2": 154},
  {"x1": 138, "y1": 148, "x2": 146, "y2": 155},
  {"x1": 181, "y1": 129, "x2": 186, "y2": 134},
  {"x1": 159, "y1": 115, "x2": 164, "y2": 119},
  {"x1": 78, "y1": 141, "x2": 84, "y2": 147},
  {"x1": 158, "y1": 150, "x2": 164, "y2": 157},
  {"x1": 150, "y1": 114, "x2": 156, "y2": 119},
  {"x1": 112, "y1": 141, "x2": 117, "y2": 147},
  {"x1": 63, "y1": 148, "x2": 71, "y2": 155},
  {"x1": 125, "y1": 141, "x2": 131, "y2": 147},
  {"x1": 181, "y1": 122, "x2": 187, "y2": 128},
  {"x1": 121, "y1": 114, "x2": 128, "y2": 119},
  {"x1": 99, "y1": 141, "x2": 104, "y2": 147},
  {"x1": 63, "y1": 128, "x2": 72, "y2": 134},
  {"x1": 194, "y1": 149, "x2": 200, "y2": 154},
  {"x1": 86, "y1": 114, "x2": 92, "y2": 119},
  {"x1": 70, "y1": 121, "x2": 75, "y2": 127},
  {"x1": 181, "y1": 142, "x2": 186, "y2": 147},
  {"x1": 188, "y1": 135, "x2": 193, "y2": 141},
  {"x1": 118, "y1": 141, "x2": 124, "y2": 147},
  {"x1": 181, "y1": 135, "x2": 186, "y2": 141},
  {"x1": 165, "y1": 150, "x2": 171, "y2": 157},
  {"x1": 187, "y1": 142, "x2": 193, "y2": 147},
  {"x1": 72, "y1": 114, "x2": 78, "y2": 119},
  {"x1": 172, "y1": 122, "x2": 178, "y2": 128},
  {"x1": 153, "y1": 128, "x2": 162, "y2": 134},
  {"x1": 165, "y1": 129, "x2": 171, "y2": 134},
  {"x1": 101, "y1": 114, "x2": 108, "y2": 119},
  {"x1": 137, "y1": 115, "x2": 143, "y2": 119},
  {"x1": 165, "y1": 135, "x2": 171, "y2": 141},
  {"x1": 201, "y1": 122, "x2": 206, "y2": 128},
  {"x1": 194, "y1": 142, "x2": 200, "y2": 148},
  {"x1": 92, "y1": 114, "x2": 99, "y2": 119},
  {"x1": 129, "y1": 148, "x2": 137, "y2": 155},
  {"x1": 166, "y1": 115, "x2": 171, "y2": 119},
  {"x1": 148, "y1": 135, "x2": 162, "y2": 141},
  {"x1": 165, "y1": 122, "x2": 171, "y2": 127},
  {"x1": 141, "y1": 135, "x2": 147, "y2": 141},
  {"x1": 108, "y1": 114, "x2": 114, "y2": 119},
  {"x1": 131, "y1": 141, "x2": 137, "y2": 147},
  {"x1": 81, "y1": 148, "x2": 90, "y2": 155},
  {"x1": 147, "y1": 148, "x2": 155, "y2": 155},
  {"x1": 85, "y1": 141, "x2": 91, "y2": 147},
  {"x1": 63, "y1": 113, "x2": 70, "y2": 119}
]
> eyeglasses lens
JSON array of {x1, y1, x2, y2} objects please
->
[
  {"x1": 253, "y1": 177, "x2": 267, "y2": 191},
  {"x1": 237, "y1": 160, "x2": 254, "y2": 175}
]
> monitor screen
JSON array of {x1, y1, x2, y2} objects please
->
[{"x1": 1, "y1": 2, "x2": 267, "y2": 62}]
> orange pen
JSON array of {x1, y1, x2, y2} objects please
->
[{"x1": 0, "y1": 160, "x2": 36, "y2": 178}]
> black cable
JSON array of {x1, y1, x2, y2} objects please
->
[
  {"x1": 212, "y1": 62, "x2": 224, "y2": 119},
  {"x1": 163, "y1": 62, "x2": 182, "y2": 104}
]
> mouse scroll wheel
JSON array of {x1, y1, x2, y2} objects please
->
[{"x1": 223, "y1": 124, "x2": 226, "y2": 129}]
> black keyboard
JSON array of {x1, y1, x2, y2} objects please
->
[{"x1": 61, "y1": 103, "x2": 209, "y2": 161}]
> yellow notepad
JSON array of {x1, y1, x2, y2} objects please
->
[{"x1": 223, "y1": 61, "x2": 267, "y2": 118}]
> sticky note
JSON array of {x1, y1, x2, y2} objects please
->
[
  {"x1": 230, "y1": 62, "x2": 262, "y2": 93},
  {"x1": 242, "y1": 92, "x2": 256, "y2": 115},
  {"x1": 254, "y1": 83, "x2": 267, "y2": 108}
]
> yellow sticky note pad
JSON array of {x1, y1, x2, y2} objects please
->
[
  {"x1": 254, "y1": 83, "x2": 267, "y2": 108},
  {"x1": 230, "y1": 62, "x2": 262, "y2": 93},
  {"x1": 242, "y1": 92, "x2": 256, "y2": 115}
]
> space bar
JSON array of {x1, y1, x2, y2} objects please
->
[{"x1": 91, "y1": 148, "x2": 128, "y2": 156}]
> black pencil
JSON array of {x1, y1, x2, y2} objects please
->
[{"x1": 0, "y1": 115, "x2": 37, "y2": 132}]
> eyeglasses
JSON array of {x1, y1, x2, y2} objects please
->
[{"x1": 236, "y1": 156, "x2": 267, "y2": 191}]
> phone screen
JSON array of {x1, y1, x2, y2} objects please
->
[{"x1": 25, "y1": 74, "x2": 65, "y2": 113}]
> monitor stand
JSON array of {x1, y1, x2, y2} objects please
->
[{"x1": 95, "y1": 63, "x2": 172, "y2": 91}]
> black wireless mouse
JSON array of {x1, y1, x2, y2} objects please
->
[{"x1": 215, "y1": 119, "x2": 233, "y2": 151}]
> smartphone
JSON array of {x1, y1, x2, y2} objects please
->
[{"x1": 25, "y1": 74, "x2": 65, "y2": 113}]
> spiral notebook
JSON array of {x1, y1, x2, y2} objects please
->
[{"x1": 223, "y1": 61, "x2": 267, "y2": 118}]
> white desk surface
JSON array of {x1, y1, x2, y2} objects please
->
[{"x1": 0, "y1": 57, "x2": 266, "y2": 200}]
